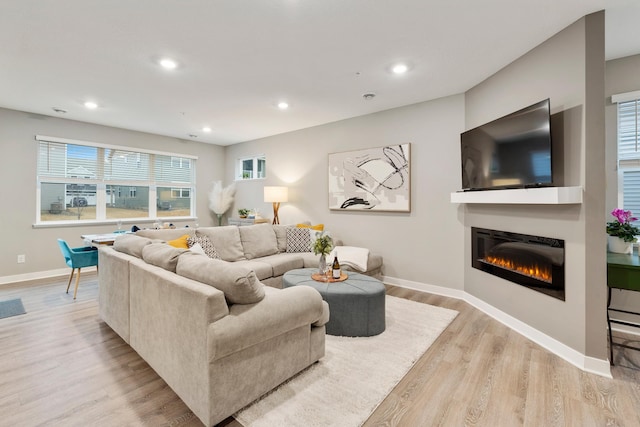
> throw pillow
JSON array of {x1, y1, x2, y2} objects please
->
[
  {"x1": 187, "y1": 235, "x2": 221, "y2": 259},
  {"x1": 167, "y1": 234, "x2": 190, "y2": 249},
  {"x1": 297, "y1": 223, "x2": 324, "y2": 231},
  {"x1": 286, "y1": 227, "x2": 312, "y2": 253},
  {"x1": 189, "y1": 242, "x2": 207, "y2": 256}
]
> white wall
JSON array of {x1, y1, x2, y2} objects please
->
[
  {"x1": 225, "y1": 95, "x2": 466, "y2": 289},
  {"x1": 463, "y1": 13, "x2": 606, "y2": 359},
  {"x1": 0, "y1": 107, "x2": 225, "y2": 280}
]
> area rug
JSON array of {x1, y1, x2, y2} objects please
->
[
  {"x1": 0, "y1": 298, "x2": 26, "y2": 319},
  {"x1": 234, "y1": 295, "x2": 458, "y2": 427}
]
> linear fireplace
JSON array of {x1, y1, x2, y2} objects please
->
[{"x1": 472, "y1": 227, "x2": 565, "y2": 301}]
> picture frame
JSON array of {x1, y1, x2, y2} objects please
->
[{"x1": 328, "y1": 143, "x2": 411, "y2": 212}]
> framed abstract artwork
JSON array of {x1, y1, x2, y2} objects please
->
[{"x1": 328, "y1": 143, "x2": 411, "y2": 212}]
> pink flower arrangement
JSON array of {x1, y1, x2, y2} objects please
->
[
  {"x1": 607, "y1": 209, "x2": 640, "y2": 243},
  {"x1": 611, "y1": 208, "x2": 638, "y2": 224}
]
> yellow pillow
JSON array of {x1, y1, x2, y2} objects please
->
[
  {"x1": 167, "y1": 234, "x2": 190, "y2": 249},
  {"x1": 297, "y1": 223, "x2": 324, "y2": 231}
]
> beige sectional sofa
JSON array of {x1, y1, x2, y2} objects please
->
[
  {"x1": 134, "y1": 223, "x2": 383, "y2": 287},
  {"x1": 98, "y1": 223, "x2": 382, "y2": 426}
]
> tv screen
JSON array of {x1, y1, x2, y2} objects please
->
[{"x1": 461, "y1": 98, "x2": 552, "y2": 191}]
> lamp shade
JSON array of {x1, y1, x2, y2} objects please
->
[{"x1": 264, "y1": 186, "x2": 288, "y2": 203}]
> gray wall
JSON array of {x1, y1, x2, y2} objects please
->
[
  {"x1": 463, "y1": 13, "x2": 606, "y2": 358},
  {"x1": 0, "y1": 107, "x2": 225, "y2": 278},
  {"x1": 605, "y1": 54, "x2": 640, "y2": 326},
  {"x1": 224, "y1": 95, "x2": 466, "y2": 288}
]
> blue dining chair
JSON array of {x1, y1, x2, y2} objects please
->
[{"x1": 57, "y1": 239, "x2": 99, "y2": 300}]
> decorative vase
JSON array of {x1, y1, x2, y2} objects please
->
[
  {"x1": 318, "y1": 254, "x2": 327, "y2": 275},
  {"x1": 608, "y1": 235, "x2": 633, "y2": 254}
]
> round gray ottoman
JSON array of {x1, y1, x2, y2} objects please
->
[{"x1": 283, "y1": 268, "x2": 386, "y2": 337}]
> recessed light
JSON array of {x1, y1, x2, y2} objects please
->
[
  {"x1": 52, "y1": 107, "x2": 67, "y2": 114},
  {"x1": 363, "y1": 93, "x2": 376, "y2": 100},
  {"x1": 202, "y1": 126, "x2": 212, "y2": 133},
  {"x1": 392, "y1": 63, "x2": 408, "y2": 74},
  {"x1": 189, "y1": 134, "x2": 198, "y2": 138},
  {"x1": 160, "y1": 58, "x2": 178, "y2": 70},
  {"x1": 278, "y1": 102, "x2": 289, "y2": 110},
  {"x1": 84, "y1": 101, "x2": 98, "y2": 109}
]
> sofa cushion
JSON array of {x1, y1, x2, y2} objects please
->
[
  {"x1": 141, "y1": 243, "x2": 188, "y2": 272},
  {"x1": 238, "y1": 223, "x2": 279, "y2": 259},
  {"x1": 273, "y1": 225, "x2": 291, "y2": 253},
  {"x1": 232, "y1": 260, "x2": 273, "y2": 281},
  {"x1": 256, "y1": 253, "x2": 305, "y2": 277},
  {"x1": 286, "y1": 227, "x2": 312, "y2": 253},
  {"x1": 176, "y1": 253, "x2": 265, "y2": 304},
  {"x1": 187, "y1": 235, "x2": 221, "y2": 259},
  {"x1": 196, "y1": 226, "x2": 245, "y2": 261},
  {"x1": 135, "y1": 228, "x2": 195, "y2": 241},
  {"x1": 113, "y1": 234, "x2": 152, "y2": 258}
]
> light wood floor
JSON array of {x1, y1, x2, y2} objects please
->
[{"x1": 1, "y1": 275, "x2": 639, "y2": 426}]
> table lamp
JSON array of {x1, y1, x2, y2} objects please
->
[{"x1": 264, "y1": 186, "x2": 288, "y2": 225}]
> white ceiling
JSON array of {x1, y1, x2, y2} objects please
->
[{"x1": 1, "y1": 0, "x2": 639, "y2": 146}]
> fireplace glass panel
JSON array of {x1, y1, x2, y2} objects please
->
[{"x1": 472, "y1": 227, "x2": 565, "y2": 301}]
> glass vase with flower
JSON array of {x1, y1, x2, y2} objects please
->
[{"x1": 312, "y1": 231, "x2": 334, "y2": 277}]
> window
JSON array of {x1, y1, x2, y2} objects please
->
[
  {"x1": 237, "y1": 155, "x2": 266, "y2": 180},
  {"x1": 615, "y1": 94, "x2": 640, "y2": 219},
  {"x1": 36, "y1": 135, "x2": 197, "y2": 225}
]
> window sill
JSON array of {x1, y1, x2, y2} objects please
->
[{"x1": 32, "y1": 217, "x2": 198, "y2": 229}]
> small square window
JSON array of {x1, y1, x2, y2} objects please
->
[{"x1": 237, "y1": 156, "x2": 266, "y2": 180}]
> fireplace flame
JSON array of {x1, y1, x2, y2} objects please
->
[{"x1": 483, "y1": 255, "x2": 552, "y2": 283}]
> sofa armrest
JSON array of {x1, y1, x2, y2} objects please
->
[
  {"x1": 208, "y1": 285, "x2": 325, "y2": 361},
  {"x1": 128, "y1": 262, "x2": 230, "y2": 422}
]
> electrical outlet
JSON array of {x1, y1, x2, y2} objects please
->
[{"x1": 17, "y1": 254, "x2": 25, "y2": 264}]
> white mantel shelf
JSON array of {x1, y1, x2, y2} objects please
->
[{"x1": 450, "y1": 186, "x2": 583, "y2": 205}]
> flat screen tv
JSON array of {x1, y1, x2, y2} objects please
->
[{"x1": 460, "y1": 98, "x2": 552, "y2": 191}]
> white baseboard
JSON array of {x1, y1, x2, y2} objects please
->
[
  {"x1": 383, "y1": 275, "x2": 612, "y2": 378},
  {"x1": 0, "y1": 266, "x2": 97, "y2": 286}
]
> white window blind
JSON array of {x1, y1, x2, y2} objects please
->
[
  {"x1": 616, "y1": 96, "x2": 640, "y2": 219},
  {"x1": 36, "y1": 136, "x2": 197, "y2": 224},
  {"x1": 623, "y1": 170, "x2": 640, "y2": 215},
  {"x1": 618, "y1": 99, "x2": 640, "y2": 163}
]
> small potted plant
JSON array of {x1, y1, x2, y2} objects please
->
[
  {"x1": 606, "y1": 208, "x2": 640, "y2": 254},
  {"x1": 312, "y1": 231, "x2": 334, "y2": 274},
  {"x1": 238, "y1": 208, "x2": 249, "y2": 218}
]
